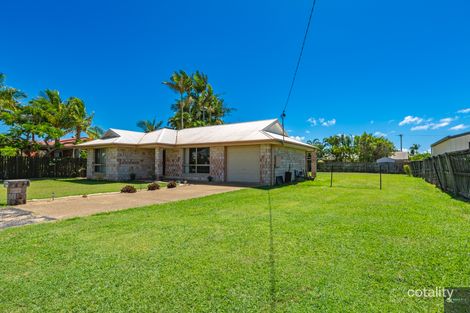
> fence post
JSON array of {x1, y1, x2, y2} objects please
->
[
  {"x1": 432, "y1": 157, "x2": 443, "y2": 190},
  {"x1": 379, "y1": 165, "x2": 382, "y2": 190},
  {"x1": 444, "y1": 153, "x2": 457, "y2": 195},
  {"x1": 330, "y1": 165, "x2": 333, "y2": 187},
  {"x1": 437, "y1": 155, "x2": 447, "y2": 191}
]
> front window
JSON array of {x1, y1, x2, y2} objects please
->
[
  {"x1": 185, "y1": 147, "x2": 210, "y2": 174},
  {"x1": 94, "y1": 148, "x2": 106, "y2": 173}
]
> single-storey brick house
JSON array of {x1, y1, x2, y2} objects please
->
[{"x1": 78, "y1": 119, "x2": 316, "y2": 185}]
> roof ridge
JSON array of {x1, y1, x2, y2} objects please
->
[{"x1": 177, "y1": 118, "x2": 278, "y2": 131}]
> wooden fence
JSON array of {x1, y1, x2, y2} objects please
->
[
  {"x1": 409, "y1": 149, "x2": 470, "y2": 199},
  {"x1": 318, "y1": 161, "x2": 406, "y2": 174},
  {"x1": 0, "y1": 157, "x2": 87, "y2": 180}
]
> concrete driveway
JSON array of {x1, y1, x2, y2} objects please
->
[{"x1": 15, "y1": 184, "x2": 242, "y2": 220}]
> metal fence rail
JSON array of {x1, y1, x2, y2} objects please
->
[
  {"x1": 318, "y1": 161, "x2": 406, "y2": 174},
  {"x1": 0, "y1": 156, "x2": 87, "y2": 180},
  {"x1": 410, "y1": 149, "x2": 470, "y2": 199}
]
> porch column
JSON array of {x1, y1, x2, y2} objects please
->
[
  {"x1": 86, "y1": 149, "x2": 94, "y2": 179},
  {"x1": 311, "y1": 150, "x2": 317, "y2": 178},
  {"x1": 260, "y1": 144, "x2": 272, "y2": 185},
  {"x1": 155, "y1": 147, "x2": 163, "y2": 180}
]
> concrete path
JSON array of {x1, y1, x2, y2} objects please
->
[{"x1": 15, "y1": 184, "x2": 242, "y2": 220}]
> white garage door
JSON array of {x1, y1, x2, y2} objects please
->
[{"x1": 227, "y1": 145, "x2": 260, "y2": 183}]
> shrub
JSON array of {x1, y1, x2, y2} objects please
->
[
  {"x1": 403, "y1": 164, "x2": 412, "y2": 176},
  {"x1": 147, "y1": 182, "x2": 160, "y2": 191},
  {"x1": 121, "y1": 185, "x2": 137, "y2": 193},
  {"x1": 167, "y1": 181, "x2": 177, "y2": 189},
  {"x1": 130, "y1": 173, "x2": 136, "y2": 181}
]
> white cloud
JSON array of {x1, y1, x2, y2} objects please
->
[
  {"x1": 399, "y1": 115, "x2": 423, "y2": 126},
  {"x1": 293, "y1": 136, "x2": 305, "y2": 142},
  {"x1": 305, "y1": 130, "x2": 310, "y2": 134},
  {"x1": 457, "y1": 108, "x2": 470, "y2": 114},
  {"x1": 410, "y1": 117, "x2": 455, "y2": 131},
  {"x1": 411, "y1": 124, "x2": 431, "y2": 131},
  {"x1": 450, "y1": 124, "x2": 469, "y2": 131},
  {"x1": 374, "y1": 131, "x2": 387, "y2": 137},
  {"x1": 307, "y1": 117, "x2": 317, "y2": 126},
  {"x1": 321, "y1": 118, "x2": 336, "y2": 127},
  {"x1": 431, "y1": 117, "x2": 454, "y2": 129},
  {"x1": 307, "y1": 117, "x2": 336, "y2": 127}
]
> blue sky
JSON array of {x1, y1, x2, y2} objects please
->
[{"x1": 2, "y1": 0, "x2": 470, "y2": 151}]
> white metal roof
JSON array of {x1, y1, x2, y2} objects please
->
[{"x1": 78, "y1": 118, "x2": 313, "y2": 150}]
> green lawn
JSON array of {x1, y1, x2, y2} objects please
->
[
  {"x1": 0, "y1": 173, "x2": 469, "y2": 312},
  {"x1": 0, "y1": 178, "x2": 160, "y2": 205}
]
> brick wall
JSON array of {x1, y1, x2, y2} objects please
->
[
  {"x1": 165, "y1": 148, "x2": 183, "y2": 178},
  {"x1": 87, "y1": 147, "x2": 154, "y2": 181},
  {"x1": 273, "y1": 146, "x2": 307, "y2": 180},
  {"x1": 115, "y1": 147, "x2": 154, "y2": 180}
]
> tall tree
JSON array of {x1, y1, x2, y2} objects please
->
[
  {"x1": 137, "y1": 117, "x2": 163, "y2": 133},
  {"x1": 409, "y1": 143, "x2": 420, "y2": 156},
  {"x1": 67, "y1": 97, "x2": 93, "y2": 143},
  {"x1": 307, "y1": 138, "x2": 326, "y2": 158},
  {"x1": 86, "y1": 126, "x2": 105, "y2": 139},
  {"x1": 163, "y1": 70, "x2": 232, "y2": 129},
  {"x1": 162, "y1": 70, "x2": 192, "y2": 129},
  {"x1": 0, "y1": 73, "x2": 26, "y2": 111}
]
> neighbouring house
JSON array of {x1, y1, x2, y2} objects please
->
[
  {"x1": 431, "y1": 132, "x2": 470, "y2": 156},
  {"x1": 27, "y1": 138, "x2": 90, "y2": 158},
  {"x1": 376, "y1": 151, "x2": 409, "y2": 164},
  {"x1": 78, "y1": 119, "x2": 316, "y2": 185}
]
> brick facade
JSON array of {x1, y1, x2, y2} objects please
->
[
  {"x1": 273, "y1": 146, "x2": 307, "y2": 181},
  {"x1": 87, "y1": 144, "x2": 312, "y2": 184},
  {"x1": 165, "y1": 148, "x2": 183, "y2": 178},
  {"x1": 87, "y1": 147, "x2": 154, "y2": 180}
]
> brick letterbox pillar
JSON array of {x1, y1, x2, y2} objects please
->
[{"x1": 3, "y1": 180, "x2": 30, "y2": 205}]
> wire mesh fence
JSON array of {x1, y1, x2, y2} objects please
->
[
  {"x1": 409, "y1": 149, "x2": 470, "y2": 199},
  {"x1": 318, "y1": 161, "x2": 406, "y2": 174}
]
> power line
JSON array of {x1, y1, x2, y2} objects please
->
[{"x1": 282, "y1": 0, "x2": 318, "y2": 115}]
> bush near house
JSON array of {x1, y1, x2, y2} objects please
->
[
  {"x1": 120, "y1": 185, "x2": 137, "y2": 193},
  {"x1": 147, "y1": 182, "x2": 160, "y2": 191},
  {"x1": 167, "y1": 181, "x2": 177, "y2": 188}
]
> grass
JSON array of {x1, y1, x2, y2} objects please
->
[
  {"x1": 0, "y1": 178, "x2": 164, "y2": 205},
  {"x1": 0, "y1": 173, "x2": 469, "y2": 312}
]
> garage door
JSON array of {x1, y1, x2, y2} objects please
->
[{"x1": 227, "y1": 145, "x2": 260, "y2": 183}]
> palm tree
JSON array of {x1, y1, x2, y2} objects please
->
[
  {"x1": 162, "y1": 70, "x2": 192, "y2": 129},
  {"x1": 0, "y1": 73, "x2": 26, "y2": 111},
  {"x1": 137, "y1": 117, "x2": 163, "y2": 133},
  {"x1": 307, "y1": 138, "x2": 326, "y2": 158},
  {"x1": 409, "y1": 143, "x2": 420, "y2": 156},
  {"x1": 66, "y1": 97, "x2": 93, "y2": 143},
  {"x1": 87, "y1": 126, "x2": 104, "y2": 139}
]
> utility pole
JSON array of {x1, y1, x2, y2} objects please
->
[{"x1": 398, "y1": 134, "x2": 403, "y2": 152}]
